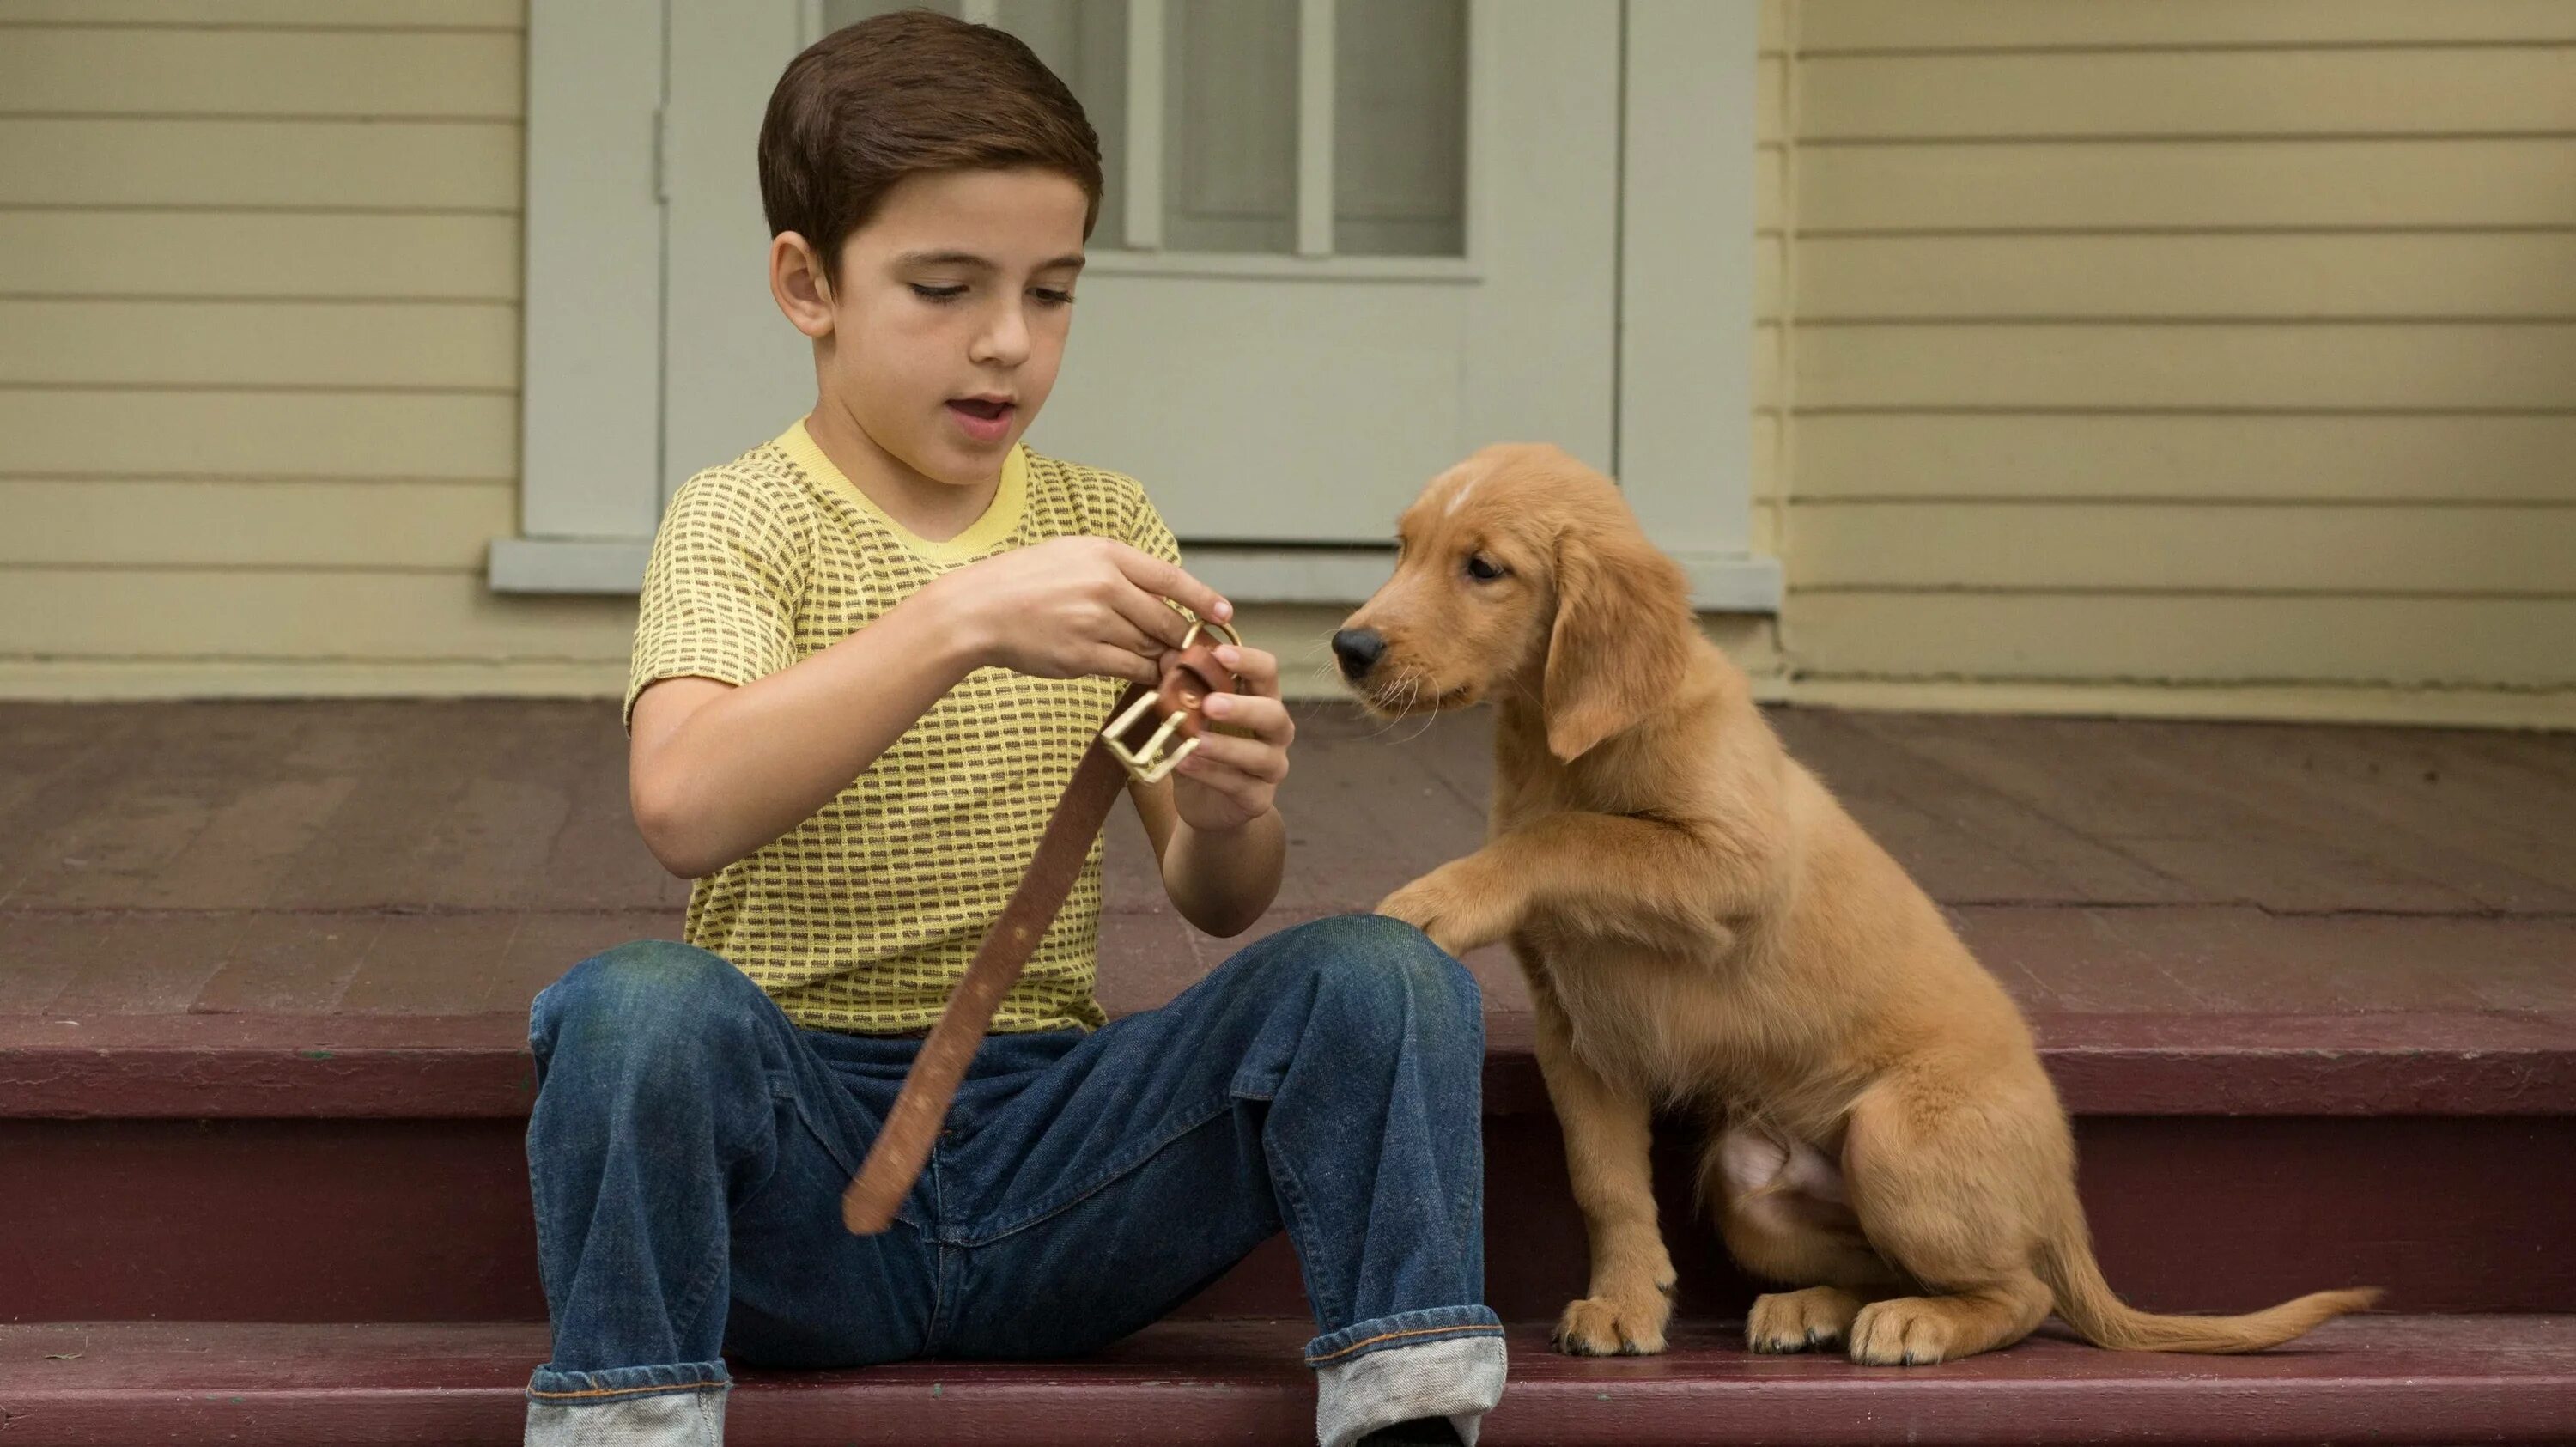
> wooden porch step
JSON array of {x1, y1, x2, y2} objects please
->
[
  {"x1": 3, "y1": 1316, "x2": 2570, "y2": 1446},
  {"x1": 9, "y1": 702, "x2": 2573, "y2": 1334},
  {"x1": 9, "y1": 1006, "x2": 2576, "y2": 1121},
  {"x1": 5, "y1": 1008, "x2": 2573, "y2": 1325}
]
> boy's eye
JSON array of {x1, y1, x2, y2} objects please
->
[
  {"x1": 1465, "y1": 553, "x2": 1504, "y2": 581},
  {"x1": 909, "y1": 283, "x2": 968, "y2": 303},
  {"x1": 1031, "y1": 288, "x2": 1076, "y2": 307}
]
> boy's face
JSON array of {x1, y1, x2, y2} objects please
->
[{"x1": 798, "y1": 167, "x2": 1089, "y2": 488}]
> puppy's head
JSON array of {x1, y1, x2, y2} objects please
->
[{"x1": 1334, "y1": 443, "x2": 1693, "y2": 761}]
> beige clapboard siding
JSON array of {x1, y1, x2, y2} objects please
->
[
  {"x1": 1749, "y1": 497, "x2": 1782, "y2": 556},
  {"x1": 1, "y1": 479, "x2": 515, "y2": 569},
  {"x1": 1799, "y1": 50, "x2": 2576, "y2": 142},
  {"x1": 0, "y1": 212, "x2": 520, "y2": 300},
  {"x1": 0, "y1": 300, "x2": 519, "y2": 390},
  {"x1": 1800, "y1": 139, "x2": 2576, "y2": 233},
  {"x1": 0, "y1": 1, "x2": 519, "y2": 23},
  {"x1": 1755, "y1": 56, "x2": 1783, "y2": 145},
  {"x1": 1789, "y1": 503, "x2": 2576, "y2": 595},
  {"x1": 1793, "y1": 414, "x2": 2576, "y2": 504},
  {"x1": 1794, "y1": 324, "x2": 2576, "y2": 412},
  {"x1": 1795, "y1": 1, "x2": 2576, "y2": 51},
  {"x1": 1796, "y1": 234, "x2": 2576, "y2": 321},
  {"x1": 1750, "y1": 411, "x2": 1783, "y2": 502},
  {"x1": 0, "y1": 27, "x2": 522, "y2": 118},
  {"x1": 1756, "y1": 232, "x2": 1784, "y2": 319},
  {"x1": 1771, "y1": 3, "x2": 2576, "y2": 713},
  {"x1": 1790, "y1": 594, "x2": 2576, "y2": 688},
  {"x1": 0, "y1": 571, "x2": 630, "y2": 662},
  {"x1": 0, "y1": 118, "x2": 521, "y2": 210},
  {"x1": 0, "y1": 13, "x2": 536, "y2": 696},
  {"x1": 1753, "y1": 322, "x2": 1782, "y2": 411},
  {"x1": 0, "y1": 389, "x2": 516, "y2": 480}
]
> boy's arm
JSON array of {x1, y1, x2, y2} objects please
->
[
  {"x1": 632, "y1": 538, "x2": 1229, "y2": 879},
  {"x1": 1127, "y1": 775, "x2": 1285, "y2": 939},
  {"x1": 629, "y1": 581, "x2": 982, "y2": 879}
]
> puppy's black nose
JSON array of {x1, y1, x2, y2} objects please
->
[{"x1": 1331, "y1": 628, "x2": 1386, "y2": 681}]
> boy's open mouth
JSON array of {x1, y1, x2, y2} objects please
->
[{"x1": 946, "y1": 396, "x2": 1016, "y2": 443}]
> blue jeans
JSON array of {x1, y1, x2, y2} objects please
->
[{"x1": 521, "y1": 914, "x2": 1504, "y2": 1447}]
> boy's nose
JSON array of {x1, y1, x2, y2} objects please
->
[
  {"x1": 1331, "y1": 628, "x2": 1386, "y2": 681},
  {"x1": 972, "y1": 305, "x2": 1033, "y2": 367}
]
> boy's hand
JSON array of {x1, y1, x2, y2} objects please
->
[
  {"x1": 1171, "y1": 641, "x2": 1292, "y2": 833},
  {"x1": 931, "y1": 537, "x2": 1232, "y2": 685}
]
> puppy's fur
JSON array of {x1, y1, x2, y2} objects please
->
[{"x1": 1346, "y1": 444, "x2": 2376, "y2": 1365}]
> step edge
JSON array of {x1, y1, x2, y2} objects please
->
[
  {"x1": 6, "y1": 1011, "x2": 2573, "y2": 1119},
  {"x1": 9, "y1": 1372, "x2": 2574, "y2": 1447}
]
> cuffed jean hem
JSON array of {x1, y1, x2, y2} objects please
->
[
  {"x1": 1311, "y1": 1322, "x2": 1507, "y2": 1447},
  {"x1": 1303, "y1": 1304, "x2": 1505, "y2": 1369},
  {"x1": 526, "y1": 1361, "x2": 729, "y2": 1447}
]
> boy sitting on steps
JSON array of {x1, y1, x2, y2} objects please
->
[{"x1": 519, "y1": 11, "x2": 1503, "y2": 1446}]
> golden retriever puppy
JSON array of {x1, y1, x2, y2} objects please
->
[{"x1": 1338, "y1": 443, "x2": 2376, "y2": 1365}]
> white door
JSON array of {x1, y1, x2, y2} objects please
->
[{"x1": 661, "y1": 0, "x2": 1620, "y2": 547}]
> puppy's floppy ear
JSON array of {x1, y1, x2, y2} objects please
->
[{"x1": 1542, "y1": 517, "x2": 1694, "y2": 761}]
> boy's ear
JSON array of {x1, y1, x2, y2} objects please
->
[{"x1": 769, "y1": 232, "x2": 837, "y2": 340}]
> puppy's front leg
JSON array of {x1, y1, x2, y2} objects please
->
[
  {"x1": 1531, "y1": 990, "x2": 1676, "y2": 1355},
  {"x1": 1390, "y1": 813, "x2": 1744, "y2": 961},
  {"x1": 1376, "y1": 812, "x2": 1749, "y2": 959},
  {"x1": 1375, "y1": 848, "x2": 1523, "y2": 957}
]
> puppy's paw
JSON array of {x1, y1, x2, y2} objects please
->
[
  {"x1": 1374, "y1": 859, "x2": 1506, "y2": 958},
  {"x1": 1746, "y1": 1286, "x2": 1867, "y2": 1354},
  {"x1": 1848, "y1": 1298, "x2": 1958, "y2": 1367},
  {"x1": 1552, "y1": 1291, "x2": 1672, "y2": 1357}
]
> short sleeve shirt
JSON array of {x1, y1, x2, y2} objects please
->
[{"x1": 625, "y1": 422, "x2": 1183, "y2": 1035}]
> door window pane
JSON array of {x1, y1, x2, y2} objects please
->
[
  {"x1": 1334, "y1": 0, "x2": 1465, "y2": 257},
  {"x1": 1163, "y1": 0, "x2": 1297, "y2": 254},
  {"x1": 817, "y1": 0, "x2": 1465, "y2": 258}
]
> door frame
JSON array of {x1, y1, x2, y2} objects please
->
[{"x1": 489, "y1": 0, "x2": 1778, "y2": 613}]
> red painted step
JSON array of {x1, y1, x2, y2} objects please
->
[
  {"x1": 5, "y1": 1011, "x2": 2573, "y2": 1324},
  {"x1": 3, "y1": 1316, "x2": 2571, "y2": 1447},
  {"x1": 10, "y1": 1009, "x2": 2576, "y2": 1120}
]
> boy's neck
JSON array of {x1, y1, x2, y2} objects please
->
[{"x1": 803, "y1": 402, "x2": 1001, "y2": 545}]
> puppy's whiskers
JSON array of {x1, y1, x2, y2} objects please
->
[{"x1": 1367, "y1": 668, "x2": 1426, "y2": 740}]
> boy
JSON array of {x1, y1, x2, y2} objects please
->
[{"x1": 519, "y1": 12, "x2": 1502, "y2": 1447}]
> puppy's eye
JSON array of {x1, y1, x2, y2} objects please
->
[{"x1": 1465, "y1": 553, "x2": 1505, "y2": 581}]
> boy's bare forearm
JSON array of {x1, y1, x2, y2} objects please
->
[
  {"x1": 632, "y1": 580, "x2": 982, "y2": 877},
  {"x1": 1163, "y1": 806, "x2": 1286, "y2": 938}
]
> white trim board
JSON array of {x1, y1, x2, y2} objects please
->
[
  {"x1": 516, "y1": 0, "x2": 664, "y2": 544},
  {"x1": 1615, "y1": 0, "x2": 1765, "y2": 572}
]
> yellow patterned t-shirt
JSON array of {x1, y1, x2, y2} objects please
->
[{"x1": 623, "y1": 421, "x2": 1182, "y2": 1035}]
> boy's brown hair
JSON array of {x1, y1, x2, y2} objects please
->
[{"x1": 759, "y1": 9, "x2": 1103, "y2": 283}]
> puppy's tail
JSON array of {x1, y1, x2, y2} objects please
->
[{"x1": 2036, "y1": 1209, "x2": 2379, "y2": 1353}]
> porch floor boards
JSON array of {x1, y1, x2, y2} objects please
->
[{"x1": 4, "y1": 698, "x2": 2568, "y2": 1031}]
